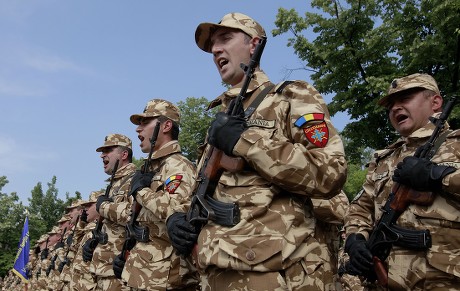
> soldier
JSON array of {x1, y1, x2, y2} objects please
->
[
  {"x1": 167, "y1": 12, "x2": 347, "y2": 290},
  {"x1": 112, "y1": 99, "x2": 199, "y2": 290},
  {"x1": 344, "y1": 73, "x2": 460, "y2": 289},
  {"x1": 58, "y1": 200, "x2": 86, "y2": 291},
  {"x1": 82, "y1": 133, "x2": 136, "y2": 291},
  {"x1": 70, "y1": 191, "x2": 103, "y2": 291}
]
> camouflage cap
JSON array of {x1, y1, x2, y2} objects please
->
[
  {"x1": 48, "y1": 226, "x2": 60, "y2": 235},
  {"x1": 37, "y1": 234, "x2": 49, "y2": 243},
  {"x1": 65, "y1": 199, "x2": 84, "y2": 210},
  {"x1": 57, "y1": 215, "x2": 70, "y2": 224},
  {"x1": 378, "y1": 73, "x2": 441, "y2": 107},
  {"x1": 81, "y1": 190, "x2": 103, "y2": 205},
  {"x1": 195, "y1": 12, "x2": 266, "y2": 53},
  {"x1": 96, "y1": 133, "x2": 132, "y2": 152},
  {"x1": 130, "y1": 99, "x2": 180, "y2": 125}
]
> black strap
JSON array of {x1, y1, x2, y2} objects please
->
[{"x1": 244, "y1": 83, "x2": 275, "y2": 118}]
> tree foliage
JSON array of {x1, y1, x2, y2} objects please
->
[
  {"x1": 273, "y1": 0, "x2": 460, "y2": 164},
  {"x1": 177, "y1": 97, "x2": 218, "y2": 163}
]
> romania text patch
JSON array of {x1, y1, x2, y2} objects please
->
[
  {"x1": 164, "y1": 175, "x2": 183, "y2": 194},
  {"x1": 295, "y1": 113, "x2": 329, "y2": 148}
]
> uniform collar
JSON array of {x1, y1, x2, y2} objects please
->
[{"x1": 207, "y1": 70, "x2": 270, "y2": 110}]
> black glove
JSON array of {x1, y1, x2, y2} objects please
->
[
  {"x1": 66, "y1": 234, "x2": 73, "y2": 246},
  {"x1": 96, "y1": 195, "x2": 113, "y2": 213},
  {"x1": 82, "y1": 239, "x2": 96, "y2": 262},
  {"x1": 166, "y1": 212, "x2": 199, "y2": 257},
  {"x1": 128, "y1": 170, "x2": 154, "y2": 197},
  {"x1": 393, "y1": 156, "x2": 456, "y2": 192},
  {"x1": 207, "y1": 112, "x2": 247, "y2": 156},
  {"x1": 80, "y1": 209, "x2": 88, "y2": 223},
  {"x1": 40, "y1": 248, "x2": 49, "y2": 260},
  {"x1": 344, "y1": 233, "x2": 373, "y2": 276},
  {"x1": 112, "y1": 253, "x2": 126, "y2": 279},
  {"x1": 54, "y1": 241, "x2": 65, "y2": 250},
  {"x1": 57, "y1": 260, "x2": 67, "y2": 273}
]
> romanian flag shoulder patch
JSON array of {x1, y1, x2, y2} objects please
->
[
  {"x1": 164, "y1": 175, "x2": 183, "y2": 194},
  {"x1": 294, "y1": 113, "x2": 329, "y2": 148}
]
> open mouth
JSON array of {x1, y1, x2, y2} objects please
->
[
  {"x1": 218, "y1": 58, "x2": 228, "y2": 69},
  {"x1": 138, "y1": 135, "x2": 144, "y2": 142},
  {"x1": 103, "y1": 160, "x2": 109, "y2": 166},
  {"x1": 396, "y1": 114, "x2": 408, "y2": 123}
]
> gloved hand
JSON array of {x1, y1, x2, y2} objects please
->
[
  {"x1": 54, "y1": 241, "x2": 65, "y2": 250},
  {"x1": 58, "y1": 260, "x2": 66, "y2": 273},
  {"x1": 40, "y1": 248, "x2": 49, "y2": 260},
  {"x1": 207, "y1": 112, "x2": 247, "y2": 156},
  {"x1": 112, "y1": 253, "x2": 126, "y2": 279},
  {"x1": 344, "y1": 233, "x2": 373, "y2": 276},
  {"x1": 393, "y1": 156, "x2": 456, "y2": 192},
  {"x1": 128, "y1": 170, "x2": 154, "y2": 197},
  {"x1": 96, "y1": 195, "x2": 113, "y2": 213},
  {"x1": 80, "y1": 209, "x2": 88, "y2": 223},
  {"x1": 82, "y1": 239, "x2": 96, "y2": 262},
  {"x1": 66, "y1": 234, "x2": 73, "y2": 246},
  {"x1": 166, "y1": 212, "x2": 199, "y2": 257}
]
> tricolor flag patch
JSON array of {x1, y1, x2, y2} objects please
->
[
  {"x1": 165, "y1": 175, "x2": 183, "y2": 194},
  {"x1": 295, "y1": 113, "x2": 329, "y2": 148}
]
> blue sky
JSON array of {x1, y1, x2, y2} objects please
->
[{"x1": 0, "y1": 1, "x2": 349, "y2": 204}]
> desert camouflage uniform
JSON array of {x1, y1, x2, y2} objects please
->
[
  {"x1": 345, "y1": 116, "x2": 460, "y2": 290},
  {"x1": 70, "y1": 220, "x2": 97, "y2": 291},
  {"x1": 312, "y1": 191, "x2": 349, "y2": 290},
  {"x1": 121, "y1": 140, "x2": 199, "y2": 290},
  {"x1": 90, "y1": 162, "x2": 136, "y2": 291},
  {"x1": 195, "y1": 70, "x2": 347, "y2": 291},
  {"x1": 58, "y1": 213, "x2": 86, "y2": 290}
]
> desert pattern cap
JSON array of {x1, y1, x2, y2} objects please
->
[
  {"x1": 379, "y1": 73, "x2": 440, "y2": 107},
  {"x1": 130, "y1": 98, "x2": 180, "y2": 125},
  {"x1": 195, "y1": 12, "x2": 266, "y2": 52},
  {"x1": 96, "y1": 133, "x2": 132, "y2": 152},
  {"x1": 81, "y1": 190, "x2": 104, "y2": 205}
]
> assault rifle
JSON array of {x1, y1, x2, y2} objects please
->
[
  {"x1": 86, "y1": 159, "x2": 120, "y2": 253},
  {"x1": 346, "y1": 97, "x2": 457, "y2": 286},
  {"x1": 46, "y1": 227, "x2": 67, "y2": 276},
  {"x1": 120, "y1": 122, "x2": 161, "y2": 263},
  {"x1": 187, "y1": 36, "x2": 267, "y2": 228},
  {"x1": 58, "y1": 214, "x2": 81, "y2": 273}
]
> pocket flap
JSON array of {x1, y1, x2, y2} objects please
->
[{"x1": 219, "y1": 234, "x2": 283, "y2": 266}]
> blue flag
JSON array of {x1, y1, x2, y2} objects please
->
[{"x1": 12, "y1": 216, "x2": 30, "y2": 283}]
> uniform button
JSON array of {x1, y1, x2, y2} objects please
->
[{"x1": 246, "y1": 249, "x2": 256, "y2": 261}]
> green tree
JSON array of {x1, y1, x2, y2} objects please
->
[
  {"x1": 273, "y1": 0, "x2": 460, "y2": 164},
  {"x1": 0, "y1": 176, "x2": 26, "y2": 278},
  {"x1": 177, "y1": 97, "x2": 218, "y2": 163}
]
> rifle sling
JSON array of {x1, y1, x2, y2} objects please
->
[{"x1": 244, "y1": 83, "x2": 275, "y2": 118}]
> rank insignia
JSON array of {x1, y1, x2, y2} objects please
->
[
  {"x1": 164, "y1": 175, "x2": 183, "y2": 194},
  {"x1": 295, "y1": 113, "x2": 329, "y2": 148}
]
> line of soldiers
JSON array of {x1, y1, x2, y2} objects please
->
[{"x1": 4, "y1": 11, "x2": 460, "y2": 291}]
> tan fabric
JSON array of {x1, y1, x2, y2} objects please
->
[
  {"x1": 122, "y1": 140, "x2": 199, "y2": 290},
  {"x1": 195, "y1": 71, "x2": 346, "y2": 286},
  {"x1": 90, "y1": 163, "x2": 136, "y2": 281},
  {"x1": 345, "y1": 115, "x2": 460, "y2": 288}
]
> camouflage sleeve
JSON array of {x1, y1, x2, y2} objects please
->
[
  {"x1": 99, "y1": 193, "x2": 132, "y2": 226},
  {"x1": 312, "y1": 190, "x2": 349, "y2": 225},
  {"x1": 137, "y1": 155, "x2": 195, "y2": 221},
  {"x1": 234, "y1": 80, "x2": 346, "y2": 198}
]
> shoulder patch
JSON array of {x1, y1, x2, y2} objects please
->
[
  {"x1": 295, "y1": 113, "x2": 329, "y2": 148},
  {"x1": 164, "y1": 175, "x2": 183, "y2": 194}
]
